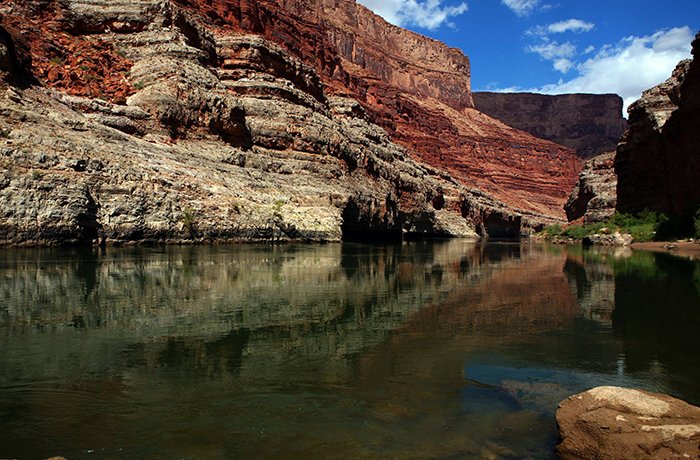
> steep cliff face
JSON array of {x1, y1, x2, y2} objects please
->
[
  {"x1": 565, "y1": 152, "x2": 617, "y2": 223},
  {"x1": 0, "y1": 0, "x2": 582, "y2": 246},
  {"x1": 615, "y1": 32, "x2": 700, "y2": 228},
  {"x1": 170, "y1": 0, "x2": 581, "y2": 221},
  {"x1": 473, "y1": 92, "x2": 628, "y2": 159}
]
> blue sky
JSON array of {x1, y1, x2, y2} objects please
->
[{"x1": 356, "y1": 0, "x2": 700, "y2": 113}]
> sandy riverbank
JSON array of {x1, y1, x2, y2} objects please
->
[{"x1": 631, "y1": 241, "x2": 700, "y2": 259}]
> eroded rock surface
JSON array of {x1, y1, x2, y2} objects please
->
[
  {"x1": 616, "y1": 32, "x2": 700, "y2": 228},
  {"x1": 565, "y1": 151, "x2": 617, "y2": 223},
  {"x1": 473, "y1": 92, "x2": 627, "y2": 159},
  {"x1": 557, "y1": 386, "x2": 700, "y2": 459},
  {"x1": 0, "y1": 0, "x2": 583, "y2": 245}
]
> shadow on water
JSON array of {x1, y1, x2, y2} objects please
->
[{"x1": 0, "y1": 242, "x2": 699, "y2": 458}]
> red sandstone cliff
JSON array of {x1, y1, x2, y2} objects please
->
[
  {"x1": 473, "y1": 92, "x2": 628, "y2": 159},
  {"x1": 172, "y1": 0, "x2": 582, "y2": 222},
  {"x1": 615, "y1": 32, "x2": 700, "y2": 228}
]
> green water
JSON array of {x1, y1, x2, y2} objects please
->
[{"x1": 1, "y1": 241, "x2": 699, "y2": 459}]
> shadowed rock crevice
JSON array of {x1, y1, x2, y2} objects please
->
[
  {"x1": 0, "y1": 22, "x2": 36, "y2": 87},
  {"x1": 341, "y1": 196, "x2": 402, "y2": 242},
  {"x1": 76, "y1": 189, "x2": 102, "y2": 245}
]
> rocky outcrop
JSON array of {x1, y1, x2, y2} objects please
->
[
  {"x1": 473, "y1": 92, "x2": 628, "y2": 159},
  {"x1": 168, "y1": 0, "x2": 583, "y2": 225},
  {"x1": 557, "y1": 386, "x2": 700, "y2": 459},
  {"x1": 565, "y1": 151, "x2": 617, "y2": 223},
  {"x1": 0, "y1": 33, "x2": 475, "y2": 245},
  {"x1": 582, "y1": 232, "x2": 632, "y2": 247},
  {"x1": 616, "y1": 32, "x2": 700, "y2": 230},
  {"x1": 0, "y1": 0, "x2": 583, "y2": 245}
]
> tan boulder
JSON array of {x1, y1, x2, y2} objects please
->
[{"x1": 556, "y1": 386, "x2": 700, "y2": 459}]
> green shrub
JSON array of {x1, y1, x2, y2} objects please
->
[
  {"x1": 694, "y1": 208, "x2": 700, "y2": 239},
  {"x1": 181, "y1": 207, "x2": 196, "y2": 235},
  {"x1": 539, "y1": 210, "x2": 669, "y2": 242},
  {"x1": 543, "y1": 224, "x2": 563, "y2": 237}
]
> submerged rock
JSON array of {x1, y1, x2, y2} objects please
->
[{"x1": 556, "y1": 386, "x2": 700, "y2": 459}]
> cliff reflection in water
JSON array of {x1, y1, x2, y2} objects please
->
[{"x1": 0, "y1": 242, "x2": 699, "y2": 459}]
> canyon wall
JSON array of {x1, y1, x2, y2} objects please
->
[
  {"x1": 172, "y1": 0, "x2": 582, "y2": 221},
  {"x1": 473, "y1": 92, "x2": 628, "y2": 159},
  {"x1": 565, "y1": 151, "x2": 617, "y2": 223},
  {"x1": 0, "y1": 0, "x2": 583, "y2": 245},
  {"x1": 615, "y1": 32, "x2": 700, "y2": 228}
]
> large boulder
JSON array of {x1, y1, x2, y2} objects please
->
[{"x1": 557, "y1": 386, "x2": 700, "y2": 459}]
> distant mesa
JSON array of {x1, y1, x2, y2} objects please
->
[{"x1": 473, "y1": 92, "x2": 628, "y2": 159}]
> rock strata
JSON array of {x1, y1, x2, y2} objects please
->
[
  {"x1": 473, "y1": 92, "x2": 628, "y2": 159},
  {"x1": 173, "y1": 0, "x2": 583, "y2": 224},
  {"x1": 616, "y1": 32, "x2": 700, "y2": 229},
  {"x1": 0, "y1": 0, "x2": 584, "y2": 245},
  {"x1": 557, "y1": 386, "x2": 700, "y2": 459},
  {"x1": 565, "y1": 151, "x2": 617, "y2": 223}
]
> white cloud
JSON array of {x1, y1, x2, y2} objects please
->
[
  {"x1": 357, "y1": 0, "x2": 468, "y2": 30},
  {"x1": 583, "y1": 45, "x2": 596, "y2": 54},
  {"x1": 547, "y1": 19, "x2": 594, "y2": 34},
  {"x1": 529, "y1": 27, "x2": 694, "y2": 113},
  {"x1": 528, "y1": 18, "x2": 594, "y2": 37},
  {"x1": 553, "y1": 58, "x2": 574, "y2": 73},
  {"x1": 501, "y1": 0, "x2": 540, "y2": 17},
  {"x1": 529, "y1": 41, "x2": 577, "y2": 60}
]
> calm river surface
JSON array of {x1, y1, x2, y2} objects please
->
[{"x1": 1, "y1": 241, "x2": 699, "y2": 459}]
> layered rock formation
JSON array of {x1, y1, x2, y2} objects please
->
[
  {"x1": 557, "y1": 386, "x2": 700, "y2": 459},
  {"x1": 0, "y1": 0, "x2": 582, "y2": 245},
  {"x1": 184, "y1": 0, "x2": 581, "y2": 220},
  {"x1": 615, "y1": 32, "x2": 700, "y2": 228},
  {"x1": 473, "y1": 92, "x2": 628, "y2": 159},
  {"x1": 565, "y1": 151, "x2": 617, "y2": 223}
]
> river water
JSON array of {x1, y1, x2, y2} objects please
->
[{"x1": 1, "y1": 241, "x2": 698, "y2": 459}]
